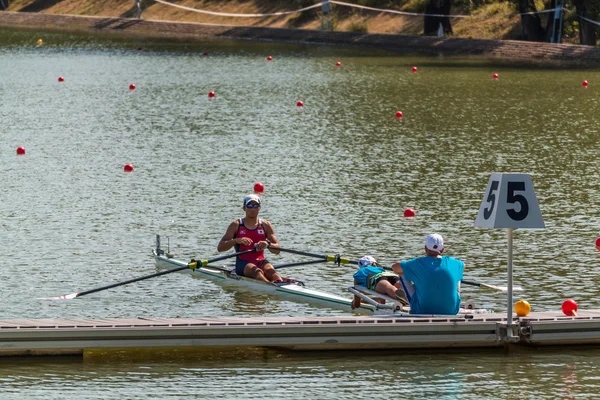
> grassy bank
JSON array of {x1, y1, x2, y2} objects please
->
[{"x1": 4, "y1": 0, "x2": 542, "y2": 41}]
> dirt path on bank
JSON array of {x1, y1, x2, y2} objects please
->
[{"x1": 0, "y1": 10, "x2": 599, "y2": 67}]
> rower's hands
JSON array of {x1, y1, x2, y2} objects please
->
[
  {"x1": 237, "y1": 237, "x2": 253, "y2": 246},
  {"x1": 255, "y1": 240, "x2": 269, "y2": 251}
]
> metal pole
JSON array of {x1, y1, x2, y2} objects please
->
[
  {"x1": 0, "y1": 0, "x2": 6, "y2": 10},
  {"x1": 557, "y1": 1, "x2": 564, "y2": 44},
  {"x1": 507, "y1": 228, "x2": 514, "y2": 331},
  {"x1": 550, "y1": 0, "x2": 557, "y2": 43},
  {"x1": 322, "y1": 0, "x2": 331, "y2": 32}
]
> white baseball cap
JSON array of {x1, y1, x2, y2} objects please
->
[
  {"x1": 425, "y1": 234, "x2": 444, "y2": 253},
  {"x1": 357, "y1": 255, "x2": 378, "y2": 268},
  {"x1": 243, "y1": 194, "x2": 261, "y2": 206}
]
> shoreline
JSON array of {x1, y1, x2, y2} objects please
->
[{"x1": 1, "y1": 11, "x2": 600, "y2": 67}]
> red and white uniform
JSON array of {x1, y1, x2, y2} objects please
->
[{"x1": 235, "y1": 218, "x2": 266, "y2": 265}]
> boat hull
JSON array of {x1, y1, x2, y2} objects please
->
[{"x1": 153, "y1": 250, "x2": 376, "y2": 314}]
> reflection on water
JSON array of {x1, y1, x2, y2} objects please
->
[
  {"x1": 1, "y1": 27, "x2": 600, "y2": 398},
  {"x1": 1, "y1": 347, "x2": 600, "y2": 398}
]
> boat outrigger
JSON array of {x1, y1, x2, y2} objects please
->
[{"x1": 154, "y1": 235, "x2": 488, "y2": 316}]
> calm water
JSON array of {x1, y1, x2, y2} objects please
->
[{"x1": 1, "y1": 27, "x2": 600, "y2": 398}]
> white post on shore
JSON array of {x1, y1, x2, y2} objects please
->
[
  {"x1": 475, "y1": 173, "x2": 545, "y2": 340},
  {"x1": 507, "y1": 228, "x2": 513, "y2": 324},
  {"x1": 322, "y1": 0, "x2": 331, "y2": 31}
]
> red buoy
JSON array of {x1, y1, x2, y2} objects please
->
[
  {"x1": 336, "y1": 61, "x2": 341, "y2": 67},
  {"x1": 596, "y1": 237, "x2": 600, "y2": 248},
  {"x1": 296, "y1": 101, "x2": 304, "y2": 107},
  {"x1": 137, "y1": 47, "x2": 142, "y2": 51},
  {"x1": 403, "y1": 207, "x2": 415, "y2": 217},
  {"x1": 267, "y1": 56, "x2": 273, "y2": 61},
  {"x1": 203, "y1": 52, "x2": 208, "y2": 56},
  {"x1": 562, "y1": 299, "x2": 578, "y2": 316},
  {"x1": 411, "y1": 66, "x2": 418, "y2": 73},
  {"x1": 395, "y1": 111, "x2": 403, "y2": 119},
  {"x1": 583, "y1": 80, "x2": 589, "y2": 88},
  {"x1": 58, "y1": 76, "x2": 64, "y2": 82},
  {"x1": 254, "y1": 182, "x2": 265, "y2": 194},
  {"x1": 16, "y1": 147, "x2": 26, "y2": 155},
  {"x1": 492, "y1": 73, "x2": 499, "y2": 80},
  {"x1": 124, "y1": 164, "x2": 134, "y2": 172},
  {"x1": 208, "y1": 91, "x2": 215, "y2": 98},
  {"x1": 129, "y1": 83, "x2": 136, "y2": 91}
]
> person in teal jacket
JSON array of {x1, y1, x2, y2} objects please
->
[{"x1": 391, "y1": 233, "x2": 464, "y2": 315}]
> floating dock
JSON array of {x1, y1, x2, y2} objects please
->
[{"x1": 1, "y1": 311, "x2": 600, "y2": 356}]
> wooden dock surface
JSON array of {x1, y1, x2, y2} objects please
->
[{"x1": 1, "y1": 310, "x2": 600, "y2": 356}]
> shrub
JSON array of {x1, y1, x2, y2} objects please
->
[{"x1": 348, "y1": 20, "x2": 369, "y2": 32}]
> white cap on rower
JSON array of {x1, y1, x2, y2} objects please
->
[
  {"x1": 243, "y1": 194, "x2": 261, "y2": 206},
  {"x1": 357, "y1": 255, "x2": 377, "y2": 268},
  {"x1": 425, "y1": 233, "x2": 444, "y2": 253}
]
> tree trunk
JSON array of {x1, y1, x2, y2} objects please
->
[
  {"x1": 424, "y1": 0, "x2": 453, "y2": 36},
  {"x1": 574, "y1": 0, "x2": 597, "y2": 45},
  {"x1": 517, "y1": 0, "x2": 546, "y2": 41}
]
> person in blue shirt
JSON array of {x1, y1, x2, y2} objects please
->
[
  {"x1": 391, "y1": 233, "x2": 464, "y2": 315},
  {"x1": 351, "y1": 256, "x2": 407, "y2": 309}
]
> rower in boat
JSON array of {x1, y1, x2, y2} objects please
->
[{"x1": 217, "y1": 194, "x2": 283, "y2": 283}]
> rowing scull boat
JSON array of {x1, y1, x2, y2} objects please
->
[{"x1": 153, "y1": 236, "x2": 377, "y2": 314}]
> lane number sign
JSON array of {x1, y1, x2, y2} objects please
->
[{"x1": 475, "y1": 173, "x2": 545, "y2": 229}]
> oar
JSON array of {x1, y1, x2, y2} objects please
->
[
  {"x1": 278, "y1": 247, "x2": 518, "y2": 292},
  {"x1": 276, "y1": 247, "x2": 357, "y2": 265},
  {"x1": 41, "y1": 249, "x2": 255, "y2": 300},
  {"x1": 273, "y1": 259, "x2": 328, "y2": 269},
  {"x1": 462, "y1": 280, "x2": 523, "y2": 292},
  {"x1": 378, "y1": 267, "x2": 518, "y2": 293}
]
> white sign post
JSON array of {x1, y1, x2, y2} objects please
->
[{"x1": 475, "y1": 173, "x2": 545, "y2": 336}]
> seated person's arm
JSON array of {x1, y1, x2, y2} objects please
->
[
  {"x1": 391, "y1": 262, "x2": 403, "y2": 276},
  {"x1": 217, "y1": 221, "x2": 241, "y2": 252}
]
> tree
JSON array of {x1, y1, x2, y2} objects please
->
[
  {"x1": 424, "y1": 0, "x2": 453, "y2": 36},
  {"x1": 574, "y1": 0, "x2": 598, "y2": 45},
  {"x1": 515, "y1": 0, "x2": 548, "y2": 41}
]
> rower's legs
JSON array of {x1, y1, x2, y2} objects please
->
[
  {"x1": 376, "y1": 280, "x2": 406, "y2": 301},
  {"x1": 262, "y1": 263, "x2": 283, "y2": 283},
  {"x1": 243, "y1": 263, "x2": 271, "y2": 283}
]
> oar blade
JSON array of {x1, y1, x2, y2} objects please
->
[
  {"x1": 481, "y1": 283, "x2": 523, "y2": 292},
  {"x1": 39, "y1": 292, "x2": 80, "y2": 301}
]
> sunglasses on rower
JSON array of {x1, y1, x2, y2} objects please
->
[{"x1": 246, "y1": 203, "x2": 260, "y2": 208}]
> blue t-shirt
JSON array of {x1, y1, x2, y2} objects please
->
[{"x1": 400, "y1": 256, "x2": 464, "y2": 315}]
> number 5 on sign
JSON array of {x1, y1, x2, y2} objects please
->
[{"x1": 475, "y1": 173, "x2": 545, "y2": 229}]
